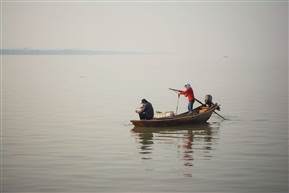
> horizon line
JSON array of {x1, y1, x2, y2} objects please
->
[{"x1": 0, "y1": 48, "x2": 173, "y2": 55}]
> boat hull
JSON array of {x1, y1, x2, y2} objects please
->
[{"x1": 131, "y1": 104, "x2": 220, "y2": 127}]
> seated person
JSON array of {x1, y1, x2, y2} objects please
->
[{"x1": 135, "y1": 99, "x2": 154, "y2": 120}]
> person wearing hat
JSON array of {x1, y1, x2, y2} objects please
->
[
  {"x1": 135, "y1": 99, "x2": 154, "y2": 120},
  {"x1": 178, "y1": 83, "x2": 195, "y2": 114}
]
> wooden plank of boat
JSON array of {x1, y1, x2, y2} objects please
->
[{"x1": 130, "y1": 104, "x2": 220, "y2": 127}]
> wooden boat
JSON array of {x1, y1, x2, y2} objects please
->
[
  {"x1": 131, "y1": 122, "x2": 214, "y2": 133},
  {"x1": 130, "y1": 103, "x2": 220, "y2": 127}
]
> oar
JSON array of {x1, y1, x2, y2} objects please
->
[{"x1": 195, "y1": 98, "x2": 227, "y2": 120}]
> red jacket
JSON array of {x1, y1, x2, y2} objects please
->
[{"x1": 180, "y1": 87, "x2": 195, "y2": 101}]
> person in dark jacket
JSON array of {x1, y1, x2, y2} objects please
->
[{"x1": 135, "y1": 99, "x2": 154, "y2": 120}]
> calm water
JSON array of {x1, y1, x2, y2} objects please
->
[{"x1": 2, "y1": 55, "x2": 288, "y2": 192}]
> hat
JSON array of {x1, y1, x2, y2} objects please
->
[
  {"x1": 185, "y1": 83, "x2": 191, "y2": 88},
  {"x1": 141, "y1": 99, "x2": 147, "y2": 104}
]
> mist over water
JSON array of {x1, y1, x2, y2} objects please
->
[{"x1": 2, "y1": 55, "x2": 288, "y2": 192}]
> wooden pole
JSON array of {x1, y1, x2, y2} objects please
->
[
  {"x1": 176, "y1": 94, "x2": 180, "y2": 115},
  {"x1": 195, "y1": 98, "x2": 227, "y2": 120}
]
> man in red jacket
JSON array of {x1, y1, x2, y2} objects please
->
[{"x1": 178, "y1": 83, "x2": 195, "y2": 114}]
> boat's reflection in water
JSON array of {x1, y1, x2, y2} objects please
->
[{"x1": 131, "y1": 123, "x2": 220, "y2": 171}]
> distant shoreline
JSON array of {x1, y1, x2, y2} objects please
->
[{"x1": 0, "y1": 49, "x2": 170, "y2": 55}]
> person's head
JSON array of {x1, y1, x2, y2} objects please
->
[
  {"x1": 184, "y1": 83, "x2": 191, "y2": 88},
  {"x1": 141, "y1": 99, "x2": 148, "y2": 104}
]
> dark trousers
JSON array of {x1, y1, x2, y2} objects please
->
[{"x1": 139, "y1": 112, "x2": 153, "y2": 120}]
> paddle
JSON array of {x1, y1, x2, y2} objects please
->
[{"x1": 169, "y1": 88, "x2": 227, "y2": 120}]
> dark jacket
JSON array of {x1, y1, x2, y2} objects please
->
[{"x1": 139, "y1": 102, "x2": 154, "y2": 119}]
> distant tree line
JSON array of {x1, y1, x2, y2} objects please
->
[{"x1": 0, "y1": 49, "x2": 163, "y2": 55}]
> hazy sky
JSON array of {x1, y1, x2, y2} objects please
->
[{"x1": 1, "y1": 1, "x2": 288, "y2": 58}]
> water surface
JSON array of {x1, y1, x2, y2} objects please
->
[{"x1": 2, "y1": 55, "x2": 288, "y2": 192}]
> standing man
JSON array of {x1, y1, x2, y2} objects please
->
[
  {"x1": 135, "y1": 99, "x2": 154, "y2": 120},
  {"x1": 178, "y1": 83, "x2": 195, "y2": 114}
]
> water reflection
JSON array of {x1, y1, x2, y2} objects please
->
[{"x1": 131, "y1": 123, "x2": 220, "y2": 168}]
